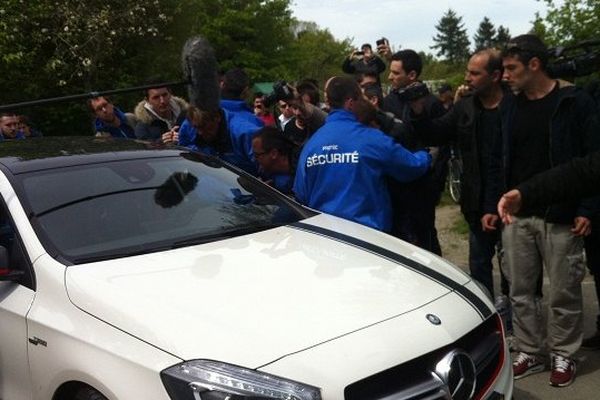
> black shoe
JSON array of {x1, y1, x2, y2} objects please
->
[{"x1": 582, "y1": 331, "x2": 600, "y2": 350}]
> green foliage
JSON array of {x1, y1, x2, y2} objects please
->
[
  {"x1": 431, "y1": 9, "x2": 471, "y2": 65},
  {"x1": 494, "y1": 25, "x2": 511, "y2": 48},
  {"x1": 530, "y1": 13, "x2": 548, "y2": 42},
  {"x1": 532, "y1": 0, "x2": 600, "y2": 85},
  {"x1": 286, "y1": 23, "x2": 352, "y2": 83},
  {"x1": 474, "y1": 17, "x2": 496, "y2": 51},
  {"x1": 538, "y1": 0, "x2": 600, "y2": 46},
  {"x1": 451, "y1": 213, "x2": 470, "y2": 236},
  {"x1": 0, "y1": 0, "x2": 350, "y2": 136},
  {"x1": 0, "y1": 0, "x2": 184, "y2": 135},
  {"x1": 420, "y1": 54, "x2": 464, "y2": 88},
  {"x1": 180, "y1": 0, "x2": 295, "y2": 80}
]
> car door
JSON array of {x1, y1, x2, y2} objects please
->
[{"x1": 0, "y1": 202, "x2": 35, "y2": 400}]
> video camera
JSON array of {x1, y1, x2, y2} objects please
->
[
  {"x1": 395, "y1": 81, "x2": 430, "y2": 101},
  {"x1": 264, "y1": 80, "x2": 295, "y2": 107},
  {"x1": 547, "y1": 39, "x2": 600, "y2": 78}
]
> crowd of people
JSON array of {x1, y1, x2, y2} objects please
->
[
  {"x1": 3, "y1": 32, "x2": 600, "y2": 389},
  {"x1": 0, "y1": 113, "x2": 43, "y2": 140}
]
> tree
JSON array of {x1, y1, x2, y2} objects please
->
[
  {"x1": 181, "y1": 0, "x2": 295, "y2": 81},
  {"x1": 538, "y1": 0, "x2": 600, "y2": 46},
  {"x1": 431, "y1": 9, "x2": 471, "y2": 64},
  {"x1": 0, "y1": 0, "x2": 352, "y2": 136},
  {"x1": 494, "y1": 25, "x2": 511, "y2": 48},
  {"x1": 473, "y1": 17, "x2": 496, "y2": 51},
  {"x1": 530, "y1": 14, "x2": 548, "y2": 42},
  {"x1": 0, "y1": 0, "x2": 183, "y2": 136},
  {"x1": 286, "y1": 22, "x2": 352, "y2": 84},
  {"x1": 0, "y1": 0, "x2": 179, "y2": 94},
  {"x1": 420, "y1": 52, "x2": 464, "y2": 89}
]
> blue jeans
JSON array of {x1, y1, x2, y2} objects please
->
[{"x1": 468, "y1": 221, "x2": 506, "y2": 298}]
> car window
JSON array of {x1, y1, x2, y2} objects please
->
[
  {"x1": 18, "y1": 154, "x2": 309, "y2": 264},
  {"x1": 0, "y1": 202, "x2": 34, "y2": 289}
]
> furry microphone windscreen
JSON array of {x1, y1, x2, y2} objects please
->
[{"x1": 181, "y1": 36, "x2": 221, "y2": 113}]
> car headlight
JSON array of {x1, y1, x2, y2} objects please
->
[{"x1": 161, "y1": 360, "x2": 321, "y2": 400}]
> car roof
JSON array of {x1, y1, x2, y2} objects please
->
[{"x1": 0, "y1": 137, "x2": 185, "y2": 174}]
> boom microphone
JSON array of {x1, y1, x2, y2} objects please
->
[
  {"x1": 0, "y1": 35, "x2": 221, "y2": 113},
  {"x1": 181, "y1": 36, "x2": 220, "y2": 113}
]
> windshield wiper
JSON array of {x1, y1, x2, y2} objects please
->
[
  {"x1": 34, "y1": 186, "x2": 159, "y2": 218},
  {"x1": 70, "y1": 244, "x2": 174, "y2": 264},
  {"x1": 171, "y1": 223, "x2": 281, "y2": 248},
  {"x1": 69, "y1": 224, "x2": 282, "y2": 264}
]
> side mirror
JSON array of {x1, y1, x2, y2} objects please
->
[{"x1": 0, "y1": 246, "x2": 24, "y2": 282}]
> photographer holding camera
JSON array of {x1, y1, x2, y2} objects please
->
[{"x1": 342, "y1": 43, "x2": 386, "y2": 83}]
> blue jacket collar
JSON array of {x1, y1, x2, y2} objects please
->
[
  {"x1": 220, "y1": 99, "x2": 253, "y2": 113},
  {"x1": 95, "y1": 107, "x2": 128, "y2": 131},
  {"x1": 326, "y1": 108, "x2": 357, "y2": 122}
]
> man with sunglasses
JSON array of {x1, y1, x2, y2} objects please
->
[
  {"x1": 282, "y1": 92, "x2": 327, "y2": 146},
  {"x1": 485, "y1": 34, "x2": 600, "y2": 387},
  {"x1": 277, "y1": 100, "x2": 294, "y2": 130}
]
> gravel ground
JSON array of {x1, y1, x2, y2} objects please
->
[{"x1": 436, "y1": 203, "x2": 469, "y2": 268}]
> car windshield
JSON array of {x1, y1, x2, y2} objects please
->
[{"x1": 18, "y1": 153, "x2": 310, "y2": 264}]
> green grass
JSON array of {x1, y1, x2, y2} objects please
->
[
  {"x1": 437, "y1": 188, "x2": 469, "y2": 237},
  {"x1": 438, "y1": 189, "x2": 455, "y2": 207},
  {"x1": 451, "y1": 215, "x2": 470, "y2": 236}
]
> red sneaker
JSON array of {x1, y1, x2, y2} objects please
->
[
  {"x1": 549, "y1": 355, "x2": 576, "y2": 387},
  {"x1": 513, "y1": 352, "x2": 544, "y2": 379}
]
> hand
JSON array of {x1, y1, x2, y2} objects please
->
[
  {"x1": 481, "y1": 213, "x2": 499, "y2": 232},
  {"x1": 376, "y1": 42, "x2": 392, "y2": 61},
  {"x1": 161, "y1": 125, "x2": 179, "y2": 144},
  {"x1": 454, "y1": 85, "x2": 471, "y2": 103},
  {"x1": 350, "y1": 50, "x2": 362, "y2": 59},
  {"x1": 497, "y1": 189, "x2": 522, "y2": 225},
  {"x1": 572, "y1": 216, "x2": 591, "y2": 236}
]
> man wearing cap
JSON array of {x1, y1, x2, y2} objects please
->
[
  {"x1": 437, "y1": 83, "x2": 454, "y2": 110},
  {"x1": 484, "y1": 34, "x2": 600, "y2": 387}
]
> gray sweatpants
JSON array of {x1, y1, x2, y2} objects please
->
[{"x1": 502, "y1": 216, "x2": 586, "y2": 358}]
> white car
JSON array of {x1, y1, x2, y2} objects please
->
[{"x1": 0, "y1": 138, "x2": 513, "y2": 400}]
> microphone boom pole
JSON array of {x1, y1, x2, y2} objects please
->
[{"x1": 0, "y1": 80, "x2": 188, "y2": 112}]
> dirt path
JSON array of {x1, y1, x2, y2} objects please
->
[{"x1": 436, "y1": 204, "x2": 468, "y2": 269}]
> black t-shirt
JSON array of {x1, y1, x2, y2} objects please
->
[
  {"x1": 478, "y1": 106, "x2": 500, "y2": 199},
  {"x1": 283, "y1": 118, "x2": 308, "y2": 145},
  {"x1": 508, "y1": 83, "x2": 560, "y2": 215}
]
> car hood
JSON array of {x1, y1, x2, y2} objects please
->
[{"x1": 65, "y1": 215, "x2": 473, "y2": 367}]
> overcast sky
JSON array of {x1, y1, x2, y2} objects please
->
[{"x1": 289, "y1": 0, "x2": 561, "y2": 53}]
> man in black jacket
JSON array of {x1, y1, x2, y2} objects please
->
[
  {"x1": 383, "y1": 49, "x2": 447, "y2": 255},
  {"x1": 485, "y1": 34, "x2": 600, "y2": 387},
  {"x1": 410, "y1": 48, "x2": 509, "y2": 301},
  {"x1": 498, "y1": 151, "x2": 600, "y2": 216}
]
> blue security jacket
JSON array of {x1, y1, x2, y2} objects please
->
[
  {"x1": 294, "y1": 109, "x2": 431, "y2": 231},
  {"x1": 178, "y1": 100, "x2": 263, "y2": 175},
  {"x1": 94, "y1": 107, "x2": 136, "y2": 138}
]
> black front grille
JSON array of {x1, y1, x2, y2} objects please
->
[{"x1": 344, "y1": 314, "x2": 504, "y2": 400}]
